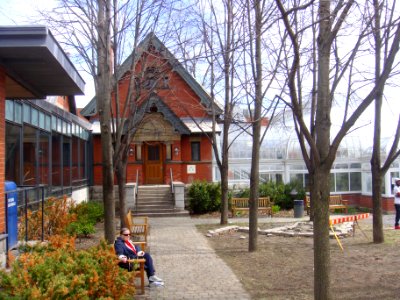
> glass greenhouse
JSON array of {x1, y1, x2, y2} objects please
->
[{"x1": 213, "y1": 123, "x2": 400, "y2": 198}]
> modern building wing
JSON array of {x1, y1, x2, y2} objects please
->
[{"x1": 0, "y1": 26, "x2": 86, "y2": 267}]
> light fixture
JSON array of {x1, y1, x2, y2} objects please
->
[
  {"x1": 129, "y1": 147, "x2": 134, "y2": 156},
  {"x1": 174, "y1": 146, "x2": 179, "y2": 156}
]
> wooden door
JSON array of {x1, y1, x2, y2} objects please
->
[{"x1": 144, "y1": 143, "x2": 164, "y2": 184}]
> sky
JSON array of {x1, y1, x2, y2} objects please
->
[
  {"x1": 0, "y1": 0, "x2": 95, "y2": 108},
  {"x1": 0, "y1": 0, "x2": 399, "y2": 141}
]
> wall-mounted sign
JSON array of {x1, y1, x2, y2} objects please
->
[{"x1": 187, "y1": 165, "x2": 196, "y2": 174}]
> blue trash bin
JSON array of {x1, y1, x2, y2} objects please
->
[
  {"x1": 5, "y1": 181, "x2": 18, "y2": 250},
  {"x1": 294, "y1": 199, "x2": 304, "y2": 218}
]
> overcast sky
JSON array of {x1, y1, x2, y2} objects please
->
[{"x1": 0, "y1": 1, "x2": 399, "y2": 140}]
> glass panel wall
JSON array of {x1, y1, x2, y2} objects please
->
[
  {"x1": 63, "y1": 136, "x2": 71, "y2": 189},
  {"x1": 5, "y1": 123, "x2": 21, "y2": 185},
  {"x1": 39, "y1": 131, "x2": 50, "y2": 185},
  {"x1": 23, "y1": 125, "x2": 36, "y2": 185},
  {"x1": 52, "y1": 133, "x2": 62, "y2": 193},
  {"x1": 79, "y1": 140, "x2": 87, "y2": 180},
  {"x1": 5, "y1": 100, "x2": 90, "y2": 198},
  {"x1": 72, "y1": 136, "x2": 79, "y2": 182}
]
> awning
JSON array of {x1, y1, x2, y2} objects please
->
[{"x1": 0, "y1": 26, "x2": 85, "y2": 99}]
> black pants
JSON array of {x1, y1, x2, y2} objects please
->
[{"x1": 395, "y1": 204, "x2": 400, "y2": 226}]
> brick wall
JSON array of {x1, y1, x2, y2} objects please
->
[
  {"x1": 0, "y1": 68, "x2": 6, "y2": 232},
  {"x1": 90, "y1": 49, "x2": 215, "y2": 186},
  {"x1": 356, "y1": 194, "x2": 395, "y2": 213}
]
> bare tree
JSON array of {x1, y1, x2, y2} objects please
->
[
  {"x1": 95, "y1": 0, "x2": 115, "y2": 243},
  {"x1": 246, "y1": 0, "x2": 264, "y2": 252},
  {"x1": 166, "y1": 0, "x2": 252, "y2": 225},
  {"x1": 40, "y1": 0, "x2": 169, "y2": 243},
  {"x1": 110, "y1": 2, "x2": 167, "y2": 229},
  {"x1": 193, "y1": 0, "x2": 246, "y2": 225},
  {"x1": 242, "y1": 0, "x2": 281, "y2": 252},
  {"x1": 276, "y1": 0, "x2": 400, "y2": 298},
  {"x1": 370, "y1": 0, "x2": 400, "y2": 243}
]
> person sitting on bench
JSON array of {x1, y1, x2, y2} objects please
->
[{"x1": 114, "y1": 227, "x2": 164, "y2": 284}]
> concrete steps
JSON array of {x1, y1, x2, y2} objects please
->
[{"x1": 134, "y1": 185, "x2": 189, "y2": 217}]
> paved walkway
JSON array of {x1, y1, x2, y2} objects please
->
[
  {"x1": 136, "y1": 216, "x2": 251, "y2": 300},
  {"x1": 135, "y1": 213, "x2": 394, "y2": 299},
  {"x1": 135, "y1": 215, "x2": 308, "y2": 300}
]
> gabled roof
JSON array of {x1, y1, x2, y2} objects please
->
[
  {"x1": 90, "y1": 94, "x2": 192, "y2": 135},
  {"x1": 80, "y1": 95, "x2": 97, "y2": 116},
  {"x1": 134, "y1": 94, "x2": 190, "y2": 135},
  {"x1": 80, "y1": 33, "x2": 222, "y2": 116}
]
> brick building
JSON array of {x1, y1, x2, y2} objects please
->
[{"x1": 81, "y1": 33, "x2": 222, "y2": 187}]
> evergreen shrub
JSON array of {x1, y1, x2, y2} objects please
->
[
  {"x1": 0, "y1": 237, "x2": 135, "y2": 299},
  {"x1": 67, "y1": 202, "x2": 104, "y2": 237},
  {"x1": 188, "y1": 180, "x2": 221, "y2": 214}
]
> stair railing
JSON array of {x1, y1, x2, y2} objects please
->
[
  {"x1": 135, "y1": 169, "x2": 139, "y2": 212},
  {"x1": 170, "y1": 168, "x2": 175, "y2": 194}
]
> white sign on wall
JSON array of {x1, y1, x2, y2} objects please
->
[{"x1": 187, "y1": 165, "x2": 196, "y2": 174}]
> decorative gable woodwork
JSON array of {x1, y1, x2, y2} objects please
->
[{"x1": 133, "y1": 112, "x2": 180, "y2": 142}]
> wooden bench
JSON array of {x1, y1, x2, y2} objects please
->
[
  {"x1": 124, "y1": 209, "x2": 148, "y2": 243},
  {"x1": 129, "y1": 257, "x2": 146, "y2": 294},
  {"x1": 231, "y1": 197, "x2": 274, "y2": 217},
  {"x1": 305, "y1": 195, "x2": 349, "y2": 215}
]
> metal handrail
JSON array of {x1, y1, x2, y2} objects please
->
[
  {"x1": 135, "y1": 169, "x2": 139, "y2": 198},
  {"x1": 170, "y1": 168, "x2": 174, "y2": 194},
  {"x1": 16, "y1": 185, "x2": 46, "y2": 242},
  {"x1": 5, "y1": 184, "x2": 46, "y2": 266},
  {"x1": 135, "y1": 170, "x2": 139, "y2": 212}
]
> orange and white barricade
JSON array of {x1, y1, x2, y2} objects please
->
[{"x1": 329, "y1": 213, "x2": 370, "y2": 251}]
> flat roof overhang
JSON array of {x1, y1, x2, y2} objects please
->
[{"x1": 0, "y1": 26, "x2": 85, "y2": 99}]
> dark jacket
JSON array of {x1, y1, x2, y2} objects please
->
[{"x1": 114, "y1": 236, "x2": 142, "y2": 271}]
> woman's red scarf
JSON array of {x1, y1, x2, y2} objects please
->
[{"x1": 124, "y1": 239, "x2": 137, "y2": 255}]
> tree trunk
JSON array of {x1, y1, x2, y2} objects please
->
[
  {"x1": 370, "y1": 82, "x2": 384, "y2": 244},
  {"x1": 97, "y1": 0, "x2": 115, "y2": 244},
  {"x1": 311, "y1": 168, "x2": 331, "y2": 299},
  {"x1": 220, "y1": 0, "x2": 233, "y2": 226},
  {"x1": 313, "y1": 0, "x2": 332, "y2": 297},
  {"x1": 220, "y1": 166, "x2": 229, "y2": 225},
  {"x1": 116, "y1": 158, "x2": 128, "y2": 228},
  {"x1": 248, "y1": 0, "x2": 262, "y2": 253},
  {"x1": 370, "y1": 0, "x2": 384, "y2": 244},
  {"x1": 371, "y1": 163, "x2": 384, "y2": 243},
  {"x1": 220, "y1": 83, "x2": 231, "y2": 225}
]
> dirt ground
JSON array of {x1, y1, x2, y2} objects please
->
[
  {"x1": 76, "y1": 214, "x2": 400, "y2": 300},
  {"x1": 197, "y1": 215, "x2": 400, "y2": 300}
]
